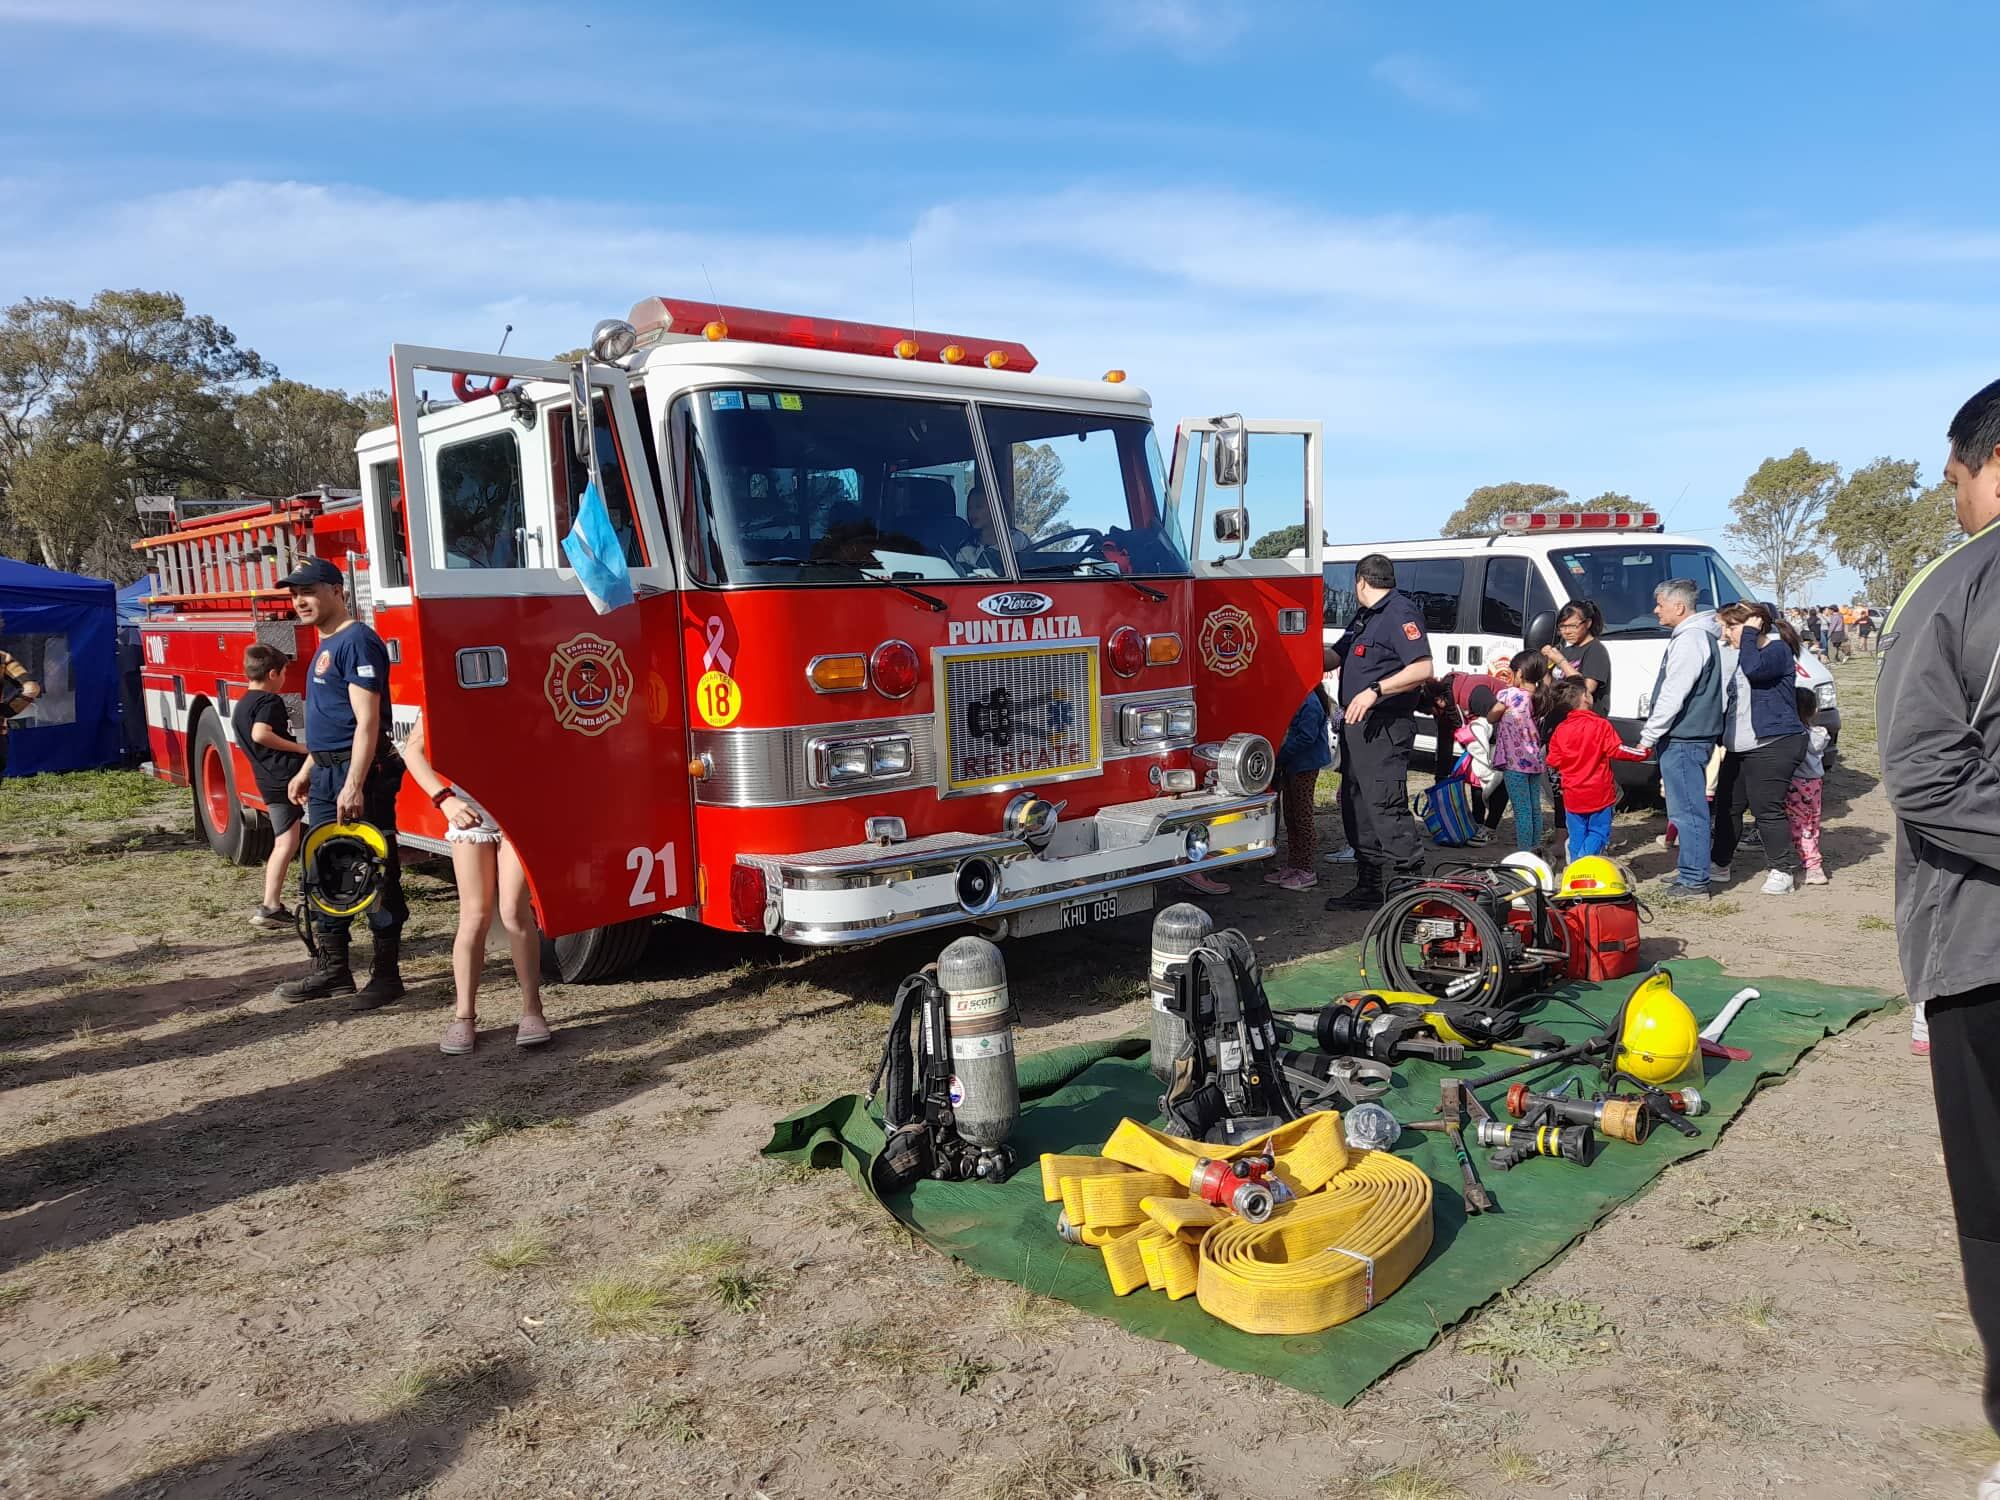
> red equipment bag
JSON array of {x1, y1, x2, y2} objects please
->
[{"x1": 1556, "y1": 897, "x2": 1642, "y2": 981}]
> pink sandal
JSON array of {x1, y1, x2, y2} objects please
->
[
  {"x1": 440, "y1": 1017, "x2": 476, "y2": 1056},
  {"x1": 515, "y1": 1015, "x2": 552, "y2": 1048}
]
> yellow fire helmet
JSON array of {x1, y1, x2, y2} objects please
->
[
  {"x1": 301, "y1": 820, "x2": 390, "y2": 920},
  {"x1": 1615, "y1": 968, "x2": 1701, "y2": 1086},
  {"x1": 1496, "y1": 850, "x2": 1557, "y2": 895},
  {"x1": 1558, "y1": 855, "x2": 1632, "y2": 901}
]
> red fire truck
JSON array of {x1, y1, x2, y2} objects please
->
[{"x1": 137, "y1": 299, "x2": 1324, "y2": 980}]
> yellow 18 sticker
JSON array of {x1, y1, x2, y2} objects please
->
[{"x1": 695, "y1": 669, "x2": 742, "y2": 727}]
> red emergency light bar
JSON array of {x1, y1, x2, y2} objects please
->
[
  {"x1": 1497, "y1": 510, "x2": 1661, "y2": 532},
  {"x1": 626, "y1": 296, "x2": 1037, "y2": 373}
]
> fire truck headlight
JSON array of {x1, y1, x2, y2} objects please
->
[
  {"x1": 810, "y1": 733, "x2": 915, "y2": 789},
  {"x1": 1122, "y1": 706, "x2": 1168, "y2": 744},
  {"x1": 870, "y1": 738, "x2": 913, "y2": 778},
  {"x1": 1166, "y1": 703, "x2": 1196, "y2": 740}
]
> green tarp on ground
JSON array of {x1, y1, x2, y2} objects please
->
[{"x1": 764, "y1": 953, "x2": 1895, "y2": 1406}]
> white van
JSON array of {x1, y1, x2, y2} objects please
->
[{"x1": 1301, "y1": 512, "x2": 1840, "y2": 792}]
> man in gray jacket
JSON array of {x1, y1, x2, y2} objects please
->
[
  {"x1": 1879, "y1": 377, "x2": 2000, "y2": 1484},
  {"x1": 1637, "y1": 580, "x2": 1724, "y2": 896}
]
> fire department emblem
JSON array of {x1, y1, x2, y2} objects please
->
[
  {"x1": 1198, "y1": 605, "x2": 1257, "y2": 678},
  {"x1": 544, "y1": 632, "x2": 634, "y2": 737}
]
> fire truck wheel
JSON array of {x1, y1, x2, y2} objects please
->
[
  {"x1": 191, "y1": 710, "x2": 268, "y2": 866},
  {"x1": 541, "y1": 919, "x2": 654, "y2": 984}
]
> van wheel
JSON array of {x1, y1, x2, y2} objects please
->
[
  {"x1": 542, "y1": 920, "x2": 653, "y2": 984},
  {"x1": 192, "y1": 712, "x2": 265, "y2": 866}
]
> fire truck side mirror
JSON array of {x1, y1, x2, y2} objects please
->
[
  {"x1": 1212, "y1": 424, "x2": 1249, "y2": 489},
  {"x1": 1525, "y1": 610, "x2": 1559, "y2": 652},
  {"x1": 1212, "y1": 507, "x2": 1248, "y2": 546}
]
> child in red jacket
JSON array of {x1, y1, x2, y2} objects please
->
[{"x1": 1542, "y1": 679, "x2": 1647, "y2": 857}]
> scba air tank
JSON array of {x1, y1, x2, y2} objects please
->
[
  {"x1": 1149, "y1": 903, "x2": 1214, "y2": 1083},
  {"x1": 938, "y1": 936, "x2": 1018, "y2": 1157}
]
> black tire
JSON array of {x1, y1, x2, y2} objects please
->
[
  {"x1": 541, "y1": 919, "x2": 653, "y2": 984},
  {"x1": 191, "y1": 710, "x2": 264, "y2": 866}
]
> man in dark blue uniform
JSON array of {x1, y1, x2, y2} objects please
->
[
  {"x1": 1325, "y1": 553, "x2": 1436, "y2": 910},
  {"x1": 274, "y1": 557, "x2": 409, "y2": 1006}
]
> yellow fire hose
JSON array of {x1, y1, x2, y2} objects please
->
[{"x1": 1039, "y1": 1111, "x2": 1434, "y2": 1335}]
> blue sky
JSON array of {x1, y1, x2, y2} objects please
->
[{"x1": 3, "y1": 0, "x2": 1989, "y2": 599}]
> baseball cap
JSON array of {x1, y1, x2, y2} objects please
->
[{"x1": 278, "y1": 557, "x2": 344, "y2": 590}]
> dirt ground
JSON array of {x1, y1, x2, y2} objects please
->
[{"x1": 2, "y1": 653, "x2": 1992, "y2": 1500}]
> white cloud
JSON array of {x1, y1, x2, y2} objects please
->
[
  {"x1": 0, "y1": 174, "x2": 1980, "y2": 545},
  {"x1": 1371, "y1": 52, "x2": 1481, "y2": 114},
  {"x1": 1091, "y1": 0, "x2": 1252, "y2": 61}
]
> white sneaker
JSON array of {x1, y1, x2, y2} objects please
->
[
  {"x1": 1760, "y1": 869, "x2": 1795, "y2": 895},
  {"x1": 1709, "y1": 864, "x2": 1732, "y2": 884},
  {"x1": 1324, "y1": 848, "x2": 1357, "y2": 864},
  {"x1": 1979, "y1": 1458, "x2": 2000, "y2": 1499}
]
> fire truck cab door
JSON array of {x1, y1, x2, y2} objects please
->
[
  {"x1": 1167, "y1": 418, "x2": 1325, "y2": 753},
  {"x1": 386, "y1": 344, "x2": 692, "y2": 939}
]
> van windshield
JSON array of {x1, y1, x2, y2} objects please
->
[
  {"x1": 1549, "y1": 545, "x2": 1756, "y2": 636},
  {"x1": 672, "y1": 389, "x2": 1007, "y2": 586}
]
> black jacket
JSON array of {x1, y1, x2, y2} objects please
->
[{"x1": 1876, "y1": 520, "x2": 2000, "y2": 1004}]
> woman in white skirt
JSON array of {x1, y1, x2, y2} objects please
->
[{"x1": 401, "y1": 716, "x2": 552, "y2": 1056}]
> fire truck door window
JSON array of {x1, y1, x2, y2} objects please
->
[
  {"x1": 980, "y1": 407, "x2": 1190, "y2": 579},
  {"x1": 549, "y1": 399, "x2": 647, "y2": 566},
  {"x1": 670, "y1": 390, "x2": 1004, "y2": 587},
  {"x1": 368, "y1": 459, "x2": 409, "y2": 589},
  {"x1": 0, "y1": 631, "x2": 75, "y2": 727},
  {"x1": 436, "y1": 430, "x2": 529, "y2": 569}
]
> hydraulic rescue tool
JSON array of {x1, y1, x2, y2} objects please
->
[{"x1": 867, "y1": 936, "x2": 1019, "y2": 1192}]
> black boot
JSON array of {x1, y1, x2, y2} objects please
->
[
  {"x1": 351, "y1": 931, "x2": 405, "y2": 1010},
  {"x1": 276, "y1": 927, "x2": 355, "y2": 1003}
]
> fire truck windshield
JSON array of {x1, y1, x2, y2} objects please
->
[
  {"x1": 671, "y1": 389, "x2": 1191, "y2": 588},
  {"x1": 978, "y1": 406, "x2": 1189, "y2": 580}
]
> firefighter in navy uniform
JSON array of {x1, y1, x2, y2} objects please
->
[
  {"x1": 274, "y1": 558, "x2": 409, "y2": 1007},
  {"x1": 1324, "y1": 553, "x2": 1437, "y2": 910}
]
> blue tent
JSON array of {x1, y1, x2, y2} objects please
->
[{"x1": 0, "y1": 556, "x2": 123, "y2": 776}]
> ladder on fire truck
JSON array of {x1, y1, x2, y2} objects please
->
[{"x1": 131, "y1": 489, "x2": 356, "y2": 614}]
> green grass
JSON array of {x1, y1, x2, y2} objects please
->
[
  {"x1": 1460, "y1": 1290, "x2": 1616, "y2": 1373},
  {"x1": 455, "y1": 1111, "x2": 572, "y2": 1148},
  {"x1": 647, "y1": 1233, "x2": 746, "y2": 1280},
  {"x1": 19, "y1": 1350, "x2": 120, "y2": 1397},
  {"x1": 371, "y1": 1354, "x2": 507, "y2": 1418},
  {"x1": 41, "y1": 1401, "x2": 99, "y2": 1430},
  {"x1": 618, "y1": 1396, "x2": 702, "y2": 1443},
  {"x1": 0, "y1": 1283, "x2": 31, "y2": 1315},
  {"x1": 1858, "y1": 914, "x2": 1894, "y2": 932},
  {"x1": 573, "y1": 1273, "x2": 689, "y2": 1338},
  {"x1": 479, "y1": 1229, "x2": 557, "y2": 1273},
  {"x1": 709, "y1": 1271, "x2": 768, "y2": 1314},
  {"x1": 8, "y1": 768, "x2": 181, "y2": 832}
]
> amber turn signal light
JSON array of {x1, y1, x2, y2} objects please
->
[{"x1": 807, "y1": 654, "x2": 868, "y2": 692}]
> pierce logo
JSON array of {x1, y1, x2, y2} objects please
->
[
  {"x1": 544, "y1": 632, "x2": 634, "y2": 737},
  {"x1": 1198, "y1": 605, "x2": 1257, "y2": 677},
  {"x1": 978, "y1": 591, "x2": 1053, "y2": 618}
]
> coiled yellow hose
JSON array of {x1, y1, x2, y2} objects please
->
[{"x1": 1040, "y1": 1111, "x2": 1433, "y2": 1334}]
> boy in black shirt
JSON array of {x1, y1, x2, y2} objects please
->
[{"x1": 231, "y1": 644, "x2": 309, "y2": 929}]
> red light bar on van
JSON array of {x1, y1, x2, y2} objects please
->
[
  {"x1": 626, "y1": 297, "x2": 1037, "y2": 372},
  {"x1": 1497, "y1": 510, "x2": 1661, "y2": 532}
]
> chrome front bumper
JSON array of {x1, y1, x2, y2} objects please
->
[{"x1": 737, "y1": 790, "x2": 1276, "y2": 945}]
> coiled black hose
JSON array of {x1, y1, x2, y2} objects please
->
[{"x1": 1358, "y1": 878, "x2": 1570, "y2": 1010}]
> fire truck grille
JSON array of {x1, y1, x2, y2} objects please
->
[{"x1": 937, "y1": 642, "x2": 1101, "y2": 796}]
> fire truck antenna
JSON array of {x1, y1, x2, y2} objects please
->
[
  {"x1": 700, "y1": 265, "x2": 725, "y2": 330},
  {"x1": 495, "y1": 323, "x2": 513, "y2": 356},
  {"x1": 907, "y1": 240, "x2": 918, "y2": 337}
]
